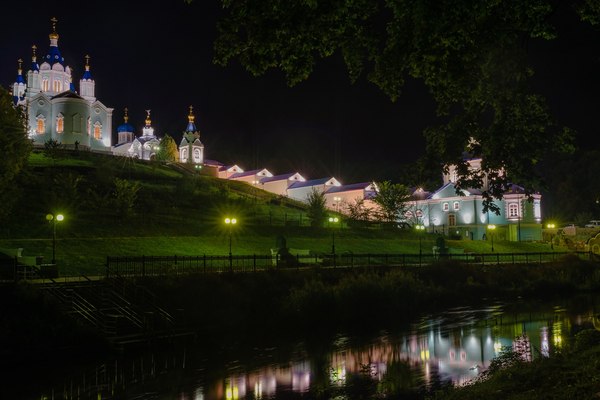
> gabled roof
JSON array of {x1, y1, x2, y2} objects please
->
[
  {"x1": 51, "y1": 90, "x2": 83, "y2": 100},
  {"x1": 409, "y1": 187, "x2": 431, "y2": 201},
  {"x1": 428, "y1": 182, "x2": 472, "y2": 200},
  {"x1": 260, "y1": 172, "x2": 304, "y2": 184},
  {"x1": 504, "y1": 183, "x2": 526, "y2": 195},
  {"x1": 288, "y1": 177, "x2": 340, "y2": 190},
  {"x1": 229, "y1": 168, "x2": 272, "y2": 179},
  {"x1": 204, "y1": 159, "x2": 223, "y2": 167},
  {"x1": 134, "y1": 136, "x2": 159, "y2": 145},
  {"x1": 218, "y1": 164, "x2": 243, "y2": 172},
  {"x1": 325, "y1": 182, "x2": 374, "y2": 194}
]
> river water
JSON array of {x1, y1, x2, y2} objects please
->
[{"x1": 29, "y1": 295, "x2": 600, "y2": 399}]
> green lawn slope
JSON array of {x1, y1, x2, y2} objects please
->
[{"x1": 0, "y1": 150, "x2": 561, "y2": 275}]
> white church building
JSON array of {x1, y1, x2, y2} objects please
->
[
  {"x1": 11, "y1": 18, "x2": 112, "y2": 152},
  {"x1": 178, "y1": 106, "x2": 204, "y2": 165}
]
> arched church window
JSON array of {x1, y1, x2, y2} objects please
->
[
  {"x1": 93, "y1": 122, "x2": 102, "y2": 140},
  {"x1": 56, "y1": 114, "x2": 64, "y2": 133},
  {"x1": 87, "y1": 117, "x2": 91, "y2": 136},
  {"x1": 193, "y1": 148, "x2": 201, "y2": 161},
  {"x1": 36, "y1": 115, "x2": 46, "y2": 134},
  {"x1": 53, "y1": 80, "x2": 62, "y2": 92},
  {"x1": 42, "y1": 78, "x2": 49, "y2": 92},
  {"x1": 181, "y1": 148, "x2": 188, "y2": 162}
]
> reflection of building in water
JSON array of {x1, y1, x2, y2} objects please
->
[
  {"x1": 513, "y1": 333, "x2": 532, "y2": 361},
  {"x1": 37, "y1": 306, "x2": 583, "y2": 399}
]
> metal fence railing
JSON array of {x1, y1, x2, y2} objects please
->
[{"x1": 105, "y1": 251, "x2": 594, "y2": 278}]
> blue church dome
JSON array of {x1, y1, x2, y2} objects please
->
[
  {"x1": 118, "y1": 123, "x2": 135, "y2": 133},
  {"x1": 45, "y1": 45, "x2": 65, "y2": 65}
]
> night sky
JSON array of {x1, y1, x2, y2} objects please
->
[{"x1": 3, "y1": 0, "x2": 600, "y2": 185}]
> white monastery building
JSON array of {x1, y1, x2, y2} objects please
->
[
  {"x1": 8, "y1": 19, "x2": 542, "y2": 242},
  {"x1": 12, "y1": 18, "x2": 113, "y2": 152}
]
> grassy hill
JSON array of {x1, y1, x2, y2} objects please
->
[{"x1": 0, "y1": 150, "x2": 559, "y2": 275}]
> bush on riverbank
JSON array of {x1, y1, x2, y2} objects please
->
[
  {"x1": 138, "y1": 258, "x2": 600, "y2": 340},
  {"x1": 429, "y1": 329, "x2": 600, "y2": 399}
]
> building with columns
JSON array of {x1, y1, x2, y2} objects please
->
[{"x1": 11, "y1": 17, "x2": 112, "y2": 152}]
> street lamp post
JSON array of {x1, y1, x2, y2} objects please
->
[
  {"x1": 547, "y1": 223, "x2": 556, "y2": 250},
  {"x1": 46, "y1": 213, "x2": 64, "y2": 264},
  {"x1": 328, "y1": 217, "x2": 339, "y2": 267},
  {"x1": 487, "y1": 224, "x2": 496, "y2": 252},
  {"x1": 328, "y1": 217, "x2": 339, "y2": 255},
  {"x1": 415, "y1": 224, "x2": 426, "y2": 255},
  {"x1": 224, "y1": 217, "x2": 237, "y2": 270}
]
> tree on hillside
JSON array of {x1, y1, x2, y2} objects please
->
[
  {"x1": 345, "y1": 198, "x2": 372, "y2": 227},
  {"x1": 43, "y1": 138, "x2": 62, "y2": 166},
  {"x1": 372, "y1": 181, "x2": 410, "y2": 224},
  {"x1": 156, "y1": 134, "x2": 179, "y2": 162},
  {"x1": 0, "y1": 87, "x2": 31, "y2": 222},
  {"x1": 306, "y1": 188, "x2": 327, "y2": 228},
  {"x1": 113, "y1": 178, "x2": 141, "y2": 217},
  {"x1": 211, "y1": 0, "x2": 598, "y2": 212}
]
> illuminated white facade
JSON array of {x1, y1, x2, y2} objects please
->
[
  {"x1": 287, "y1": 177, "x2": 342, "y2": 203},
  {"x1": 408, "y1": 158, "x2": 542, "y2": 241},
  {"x1": 12, "y1": 18, "x2": 112, "y2": 152},
  {"x1": 229, "y1": 168, "x2": 273, "y2": 184},
  {"x1": 178, "y1": 106, "x2": 204, "y2": 164},
  {"x1": 128, "y1": 110, "x2": 160, "y2": 160},
  {"x1": 259, "y1": 173, "x2": 306, "y2": 196}
]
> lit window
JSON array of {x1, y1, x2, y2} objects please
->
[
  {"x1": 36, "y1": 115, "x2": 46, "y2": 134},
  {"x1": 56, "y1": 114, "x2": 64, "y2": 133},
  {"x1": 508, "y1": 203, "x2": 520, "y2": 218},
  {"x1": 442, "y1": 203, "x2": 449, "y2": 212},
  {"x1": 453, "y1": 201, "x2": 460, "y2": 211},
  {"x1": 42, "y1": 78, "x2": 49, "y2": 91},
  {"x1": 52, "y1": 80, "x2": 62, "y2": 92},
  {"x1": 93, "y1": 122, "x2": 102, "y2": 139},
  {"x1": 448, "y1": 214, "x2": 456, "y2": 226},
  {"x1": 534, "y1": 201, "x2": 541, "y2": 219},
  {"x1": 87, "y1": 117, "x2": 91, "y2": 136}
]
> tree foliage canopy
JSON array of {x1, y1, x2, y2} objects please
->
[
  {"x1": 372, "y1": 181, "x2": 410, "y2": 223},
  {"x1": 0, "y1": 87, "x2": 31, "y2": 221},
  {"x1": 213, "y1": 0, "x2": 599, "y2": 212},
  {"x1": 156, "y1": 134, "x2": 179, "y2": 162},
  {"x1": 306, "y1": 188, "x2": 327, "y2": 227}
]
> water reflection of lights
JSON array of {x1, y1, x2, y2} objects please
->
[
  {"x1": 254, "y1": 381, "x2": 262, "y2": 399},
  {"x1": 330, "y1": 364, "x2": 347, "y2": 385},
  {"x1": 553, "y1": 321, "x2": 563, "y2": 349},
  {"x1": 225, "y1": 377, "x2": 245, "y2": 400},
  {"x1": 493, "y1": 341, "x2": 502, "y2": 355},
  {"x1": 39, "y1": 304, "x2": 590, "y2": 399},
  {"x1": 540, "y1": 327, "x2": 550, "y2": 357}
]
